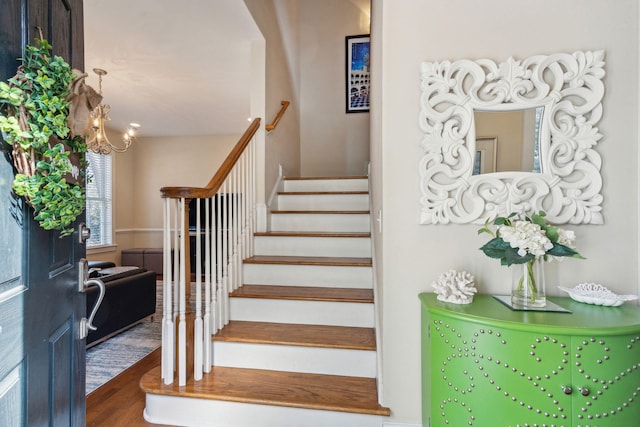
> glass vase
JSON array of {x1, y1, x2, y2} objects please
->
[{"x1": 511, "y1": 258, "x2": 546, "y2": 308}]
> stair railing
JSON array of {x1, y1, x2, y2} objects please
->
[
  {"x1": 265, "y1": 100, "x2": 290, "y2": 131},
  {"x1": 160, "y1": 118, "x2": 261, "y2": 386}
]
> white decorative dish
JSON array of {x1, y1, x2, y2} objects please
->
[{"x1": 558, "y1": 283, "x2": 638, "y2": 307}]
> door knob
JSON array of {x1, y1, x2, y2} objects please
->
[
  {"x1": 578, "y1": 387, "x2": 590, "y2": 396},
  {"x1": 78, "y1": 223, "x2": 91, "y2": 244},
  {"x1": 561, "y1": 385, "x2": 573, "y2": 395}
]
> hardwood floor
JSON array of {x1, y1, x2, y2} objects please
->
[{"x1": 86, "y1": 348, "x2": 171, "y2": 427}]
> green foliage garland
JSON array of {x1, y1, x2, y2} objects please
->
[{"x1": 0, "y1": 39, "x2": 86, "y2": 237}]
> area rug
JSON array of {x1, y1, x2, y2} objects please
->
[{"x1": 85, "y1": 319, "x2": 162, "y2": 394}]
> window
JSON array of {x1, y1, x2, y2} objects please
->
[{"x1": 85, "y1": 152, "x2": 113, "y2": 246}]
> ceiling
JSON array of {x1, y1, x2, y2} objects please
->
[{"x1": 83, "y1": 0, "x2": 263, "y2": 138}]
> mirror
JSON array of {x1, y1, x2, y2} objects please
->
[
  {"x1": 473, "y1": 108, "x2": 543, "y2": 174},
  {"x1": 419, "y1": 51, "x2": 605, "y2": 225}
]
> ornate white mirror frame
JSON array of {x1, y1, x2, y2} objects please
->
[{"x1": 418, "y1": 51, "x2": 605, "y2": 225}]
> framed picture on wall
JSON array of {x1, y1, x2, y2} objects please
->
[
  {"x1": 345, "y1": 34, "x2": 370, "y2": 113},
  {"x1": 473, "y1": 137, "x2": 498, "y2": 175}
]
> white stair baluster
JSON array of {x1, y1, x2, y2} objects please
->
[
  {"x1": 161, "y1": 198, "x2": 174, "y2": 384},
  {"x1": 194, "y1": 199, "x2": 203, "y2": 380},
  {"x1": 203, "y1": 197, "x2": 212, "y2": 371},
  {"x1": 178, "y1": 198, "x2": 187, "y2": 386}
]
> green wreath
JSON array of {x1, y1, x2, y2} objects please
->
[{"x1": 0, "y1": 39, "x2": 87, "y2": 237}]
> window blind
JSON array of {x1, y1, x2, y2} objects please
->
[{"x1": 85, "y1": 151, "x2": 113, "y2": 246}]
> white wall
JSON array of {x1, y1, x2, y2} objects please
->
[
  {"x1": 374, "y1": 0, "x2": 639, "y2": 424},
  {"x1": 299, "y1": 0, "x2": 371, "y2": 176}
]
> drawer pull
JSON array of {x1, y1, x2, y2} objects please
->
[
  {"x1": 579, "y1": 387, "x2": 590, "y2": 396},
  {"x1": 561, "y1": 385, "x2": 573, "y2": 395}
]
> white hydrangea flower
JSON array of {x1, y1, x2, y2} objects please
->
[
  {"x1": 557, "y1": 228, "x2": 576, "y2": 248},
  {"x1": 498, "y1": 220, "x2": 553, "y2": 257}
]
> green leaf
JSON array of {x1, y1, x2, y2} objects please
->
[
  {"x1": 531, "y1": 212, "x2": 546, "y2": 228},
  {"x1": 479, "y1": 237, "x2": 510, "y2": 259},
  {"x1": 494, "y1": 217, "x2": 508, "y2": 226},
  {"x1": 504, "y1": 247, "x2": 533, "y2": 266},
  {"x1": 548, "y1": 243, "x2": 585, "y2": 259},
  {"x1": 544, "y1": 225, "x2": 559, "y2": 243},
  {"x1": 480, "y1": 234, "x2": 536, "y2": 266}
]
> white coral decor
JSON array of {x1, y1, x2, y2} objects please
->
[{"x1": 432, "y1": 270, "x2": 477, "y2": 304}]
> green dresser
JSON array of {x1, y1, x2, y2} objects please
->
[{"x1": 420, "y1": 293, "x2": 640, "y2": 427}]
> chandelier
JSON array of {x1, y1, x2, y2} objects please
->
[{"x1": 86, "y1": 68, "x2": 139, "y2": 154}]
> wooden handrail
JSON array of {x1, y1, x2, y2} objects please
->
[
  {"x1": 265, "y1": 100, "x2": 290, "y2": 131},
  {"x1": 161, "y1": 118, "x2": 261, "y2": 199}
]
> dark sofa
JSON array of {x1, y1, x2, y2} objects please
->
[{"x1": 86, "y1": 266, "x2": 157, "y2": 347}]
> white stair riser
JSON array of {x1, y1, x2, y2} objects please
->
[
  {"x1": 254, "y1": 235, "x2": 371, "y2": 257},
  {"x1": 283, "y1": 178, "x2": 368, "y2": 192},
  {"x1": 270, "y1": 213, "x2": 370, "y2": 232},
  {"x1": 144, "y1": 394, "x2": 385, "y2": 427},
  {"x1": 212, "y1": 342, "x2": 376, "y2": 378},
  {"x1": 277, "y1": 193, "x2": 369, "y2": 211},
  {"x1": 243, "y1": 264, "x2": 372, "y2": 288},
  {"x1": 229, "y1": 298, "x2": 374, "y2": 327}
]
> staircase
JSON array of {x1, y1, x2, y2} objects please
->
[{"x1": 142, "y1": 176, "x2": 389, "y2": 427}]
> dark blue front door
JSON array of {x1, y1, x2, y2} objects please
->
[{"x1": 0, "y1": 0, "x2": 86, "y2": 424}]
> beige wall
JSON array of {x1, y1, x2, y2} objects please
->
[
  {"x1": 373, "y1": 0, "x2": 639, "y2": 423},
  {"x1": 130, "y1": 134, "x2": 238, "y2": 247},
  {"x1": 248, "y1": 0, "x2": 371, "y2": 181},
  {"x1": 245, "y1": 0, "x2": 301, "y2": 192},
  {"x1": 88, "y1": 133, "x2": 238, "y2": 265},
  {"x1": 299, "y1": 0, "x2": 371, "y2": 176}
]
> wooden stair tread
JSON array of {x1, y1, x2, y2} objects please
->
[
  {"x1": 284, "y1": 176, "x2": 368, "y2": 181},
  {"x1": 231, "y1": 284, "x2": 373, "y2": 303},
  {"x1": 213, "y1": 321, "x2": 376, "y2": 350},
  {"x1": 254, "y1": 231, "x2": 371, "y2": 238},
  {"x1": 141, "y1": 365, "x2": 390, "y2": 416},
  {"x1": 271, "y1": 210, "x2": 370, "y2": 214},
  {"x1": 244, "y1": 255, "x2": 372, "y2": 266}
]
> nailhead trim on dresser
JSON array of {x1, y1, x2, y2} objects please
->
[{"x1": 421, "y1": 294, "x2": 640, "y2": 427}]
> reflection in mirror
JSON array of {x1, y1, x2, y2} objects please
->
[
  {"x1": 472, "y1": 137, "x2": 497, "y2": 174},
  {"x1": 473, "y1": 108, "x2": 544, "y2": 175}
]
